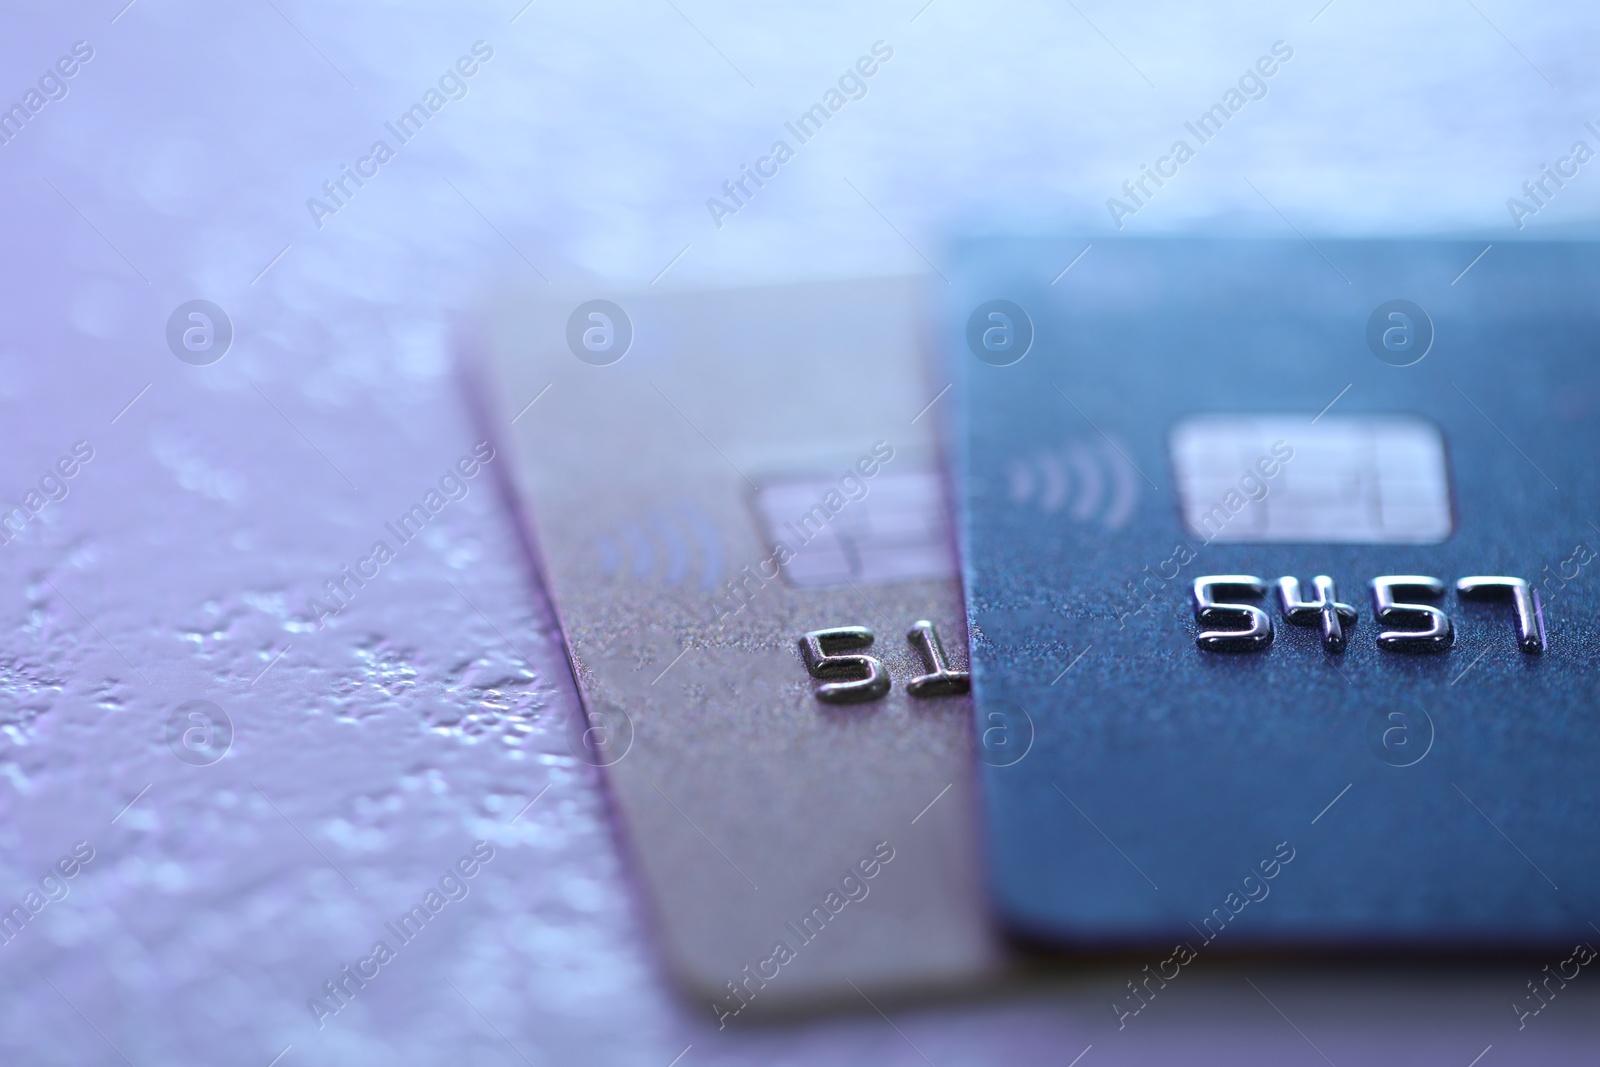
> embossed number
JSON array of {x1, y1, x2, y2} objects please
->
[
  {"x1": 1456, "y1": 576, "x2": 1544, "y2": 653},
  {"x1": 798, "y1": 626, "x2": 890, "y2": 704},
  {"x1": 1192, "y1": 576, "x2": 1274, "y2": 652},
  {"x1": 1276, "y1": 575, "x2": 1357, "y2": 653},
  {"x1": 905, "y1": 620, "x2": 970, "y2": 697},
  {"x1": 1371, "y1": 576, "x2": 1453, "y2": 652}
]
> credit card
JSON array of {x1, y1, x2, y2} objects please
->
[
  {"x1": 948, "y1": 238, "x2": 1600, "y2": 949},
  {"x1": 468, "y1": 278, "x2": 1003, "y2": 1016}
]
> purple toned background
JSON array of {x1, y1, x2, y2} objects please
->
[{"x1": 1, "y1": 0, "x2": 1597, "y2": 1063}]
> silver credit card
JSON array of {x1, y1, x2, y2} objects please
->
[{"x1": 469, "y1": 278, "x2": 1004, "y2": 1016}]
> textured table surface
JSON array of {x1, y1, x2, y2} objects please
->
[{"x1": 2, "y1": 1, "x2": 1598, "y2": 1063}]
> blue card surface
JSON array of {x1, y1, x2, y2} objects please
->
[{"x1": 948, "y1": 238, "x2": 1600, "y2": 949}]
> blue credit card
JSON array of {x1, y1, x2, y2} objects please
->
[{"x1": 947, "y1": 238, "x2": 1600, "y2": 949}]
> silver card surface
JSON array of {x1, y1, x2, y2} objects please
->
[{"x1": 470, "y1": 278, "x2": 1003, "y2": 1017}]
